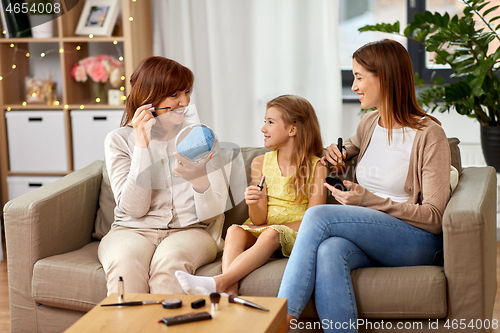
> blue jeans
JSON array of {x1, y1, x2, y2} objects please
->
[{"x1": 277, "y1": 205, "x2": 443, "y2": 333}]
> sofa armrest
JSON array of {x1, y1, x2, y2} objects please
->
[
  {"x1": 4, "y1": 160, "x2": 104, "y2": 259},
  {"x1": 442, "y1": 166, "x2": 497, "y2": 322},
  {"x1": 4, "y1": 160, "x2": 103, "y2": 332}
]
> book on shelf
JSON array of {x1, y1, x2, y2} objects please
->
[{"x1": 1, "y1": 0, "x2": 32, "y2": 38}]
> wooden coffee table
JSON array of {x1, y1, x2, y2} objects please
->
[{"x1": 65, "y1": 293, "x2": 287, "y2": 333}]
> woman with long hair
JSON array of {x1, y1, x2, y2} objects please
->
[{"x1": 278, "y1": 40, "x2": 451, "y2": 332}]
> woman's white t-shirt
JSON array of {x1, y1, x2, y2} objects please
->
[{"x1": 356, "y1": 121, "x2": 417, "y2": 203}]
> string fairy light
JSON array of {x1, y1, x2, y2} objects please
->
[
  {"x1": 0, "y1": 0, "x2": 135, "y2": 105},
  {"x1": 0, "y1": 40, "x2": 123, "y2": 84}
]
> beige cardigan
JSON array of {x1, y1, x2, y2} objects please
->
[
  {"x1": 104, "y1": 125, "x2": 231, "y2": 250},
  {"x1": 345, "y1": 111, "x2": 451, "y2": 234}
]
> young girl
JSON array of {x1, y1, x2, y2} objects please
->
[{"x1": 175, "y1": 94, "x2": 328, "y2": 295}]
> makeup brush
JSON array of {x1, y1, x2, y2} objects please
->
[
  {"x1": 228, "y1": 294, "x2": 269, "y2": 312},
  {"x1": 210, "y1": 292, "x2": 220, "y2": 312}
]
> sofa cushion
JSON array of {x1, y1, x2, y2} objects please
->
[
  {"x1": 93, "y1": 163, "x2": 115, "y2": 239},
  {"x1": 448, "y1": 137, "x2": 462, "y2": 174},
  {"x1": 352, "y1": 265, "x2": 447, "y2": 319},
  {"x1": 32, "y1": 242, "x2": 107, "y2": 312},
  {"x1": 196, "y1": 259, "x2": 446, "y2": 319}
]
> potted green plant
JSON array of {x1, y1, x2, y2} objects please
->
[
  {"x1": 28, "y1": 0, "x2": 55, "y2": 38},
  {"x1": 358, "y1": 0, "x2": 500, "y2": 170}
]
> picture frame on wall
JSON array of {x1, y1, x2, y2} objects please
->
[{"x1": 75, "y1": 0, "x2": 120, "y2": 37}]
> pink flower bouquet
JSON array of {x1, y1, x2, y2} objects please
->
[{"x1": 71, "y1": 55, "x2": 124, "y2": 88}]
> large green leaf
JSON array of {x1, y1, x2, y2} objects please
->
[
  {"x1": 476, "y1": 1, "x2": 491, "y2": 12},
  {"x1": 452, "y1": 54, "x2": 475, "y2": 63},
  {"x1": 483, "y1": 4, "x2": 499, "y2": 16},
  {"x1": 358, "y1": 0, "x2": 500, "y2": 125},
  {"x1": 358, "y1": 22, "x2": 400, "y2": 34},
  {"x1": 489, "y1": 15, "x2": 500, "y2": 23},
  {"x1": 444, "y1": 81, "x2": 472, "y2": 103}
]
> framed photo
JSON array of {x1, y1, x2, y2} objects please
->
[{"x1": 75, "y1": 0, "x2": 120, "y2": 37}]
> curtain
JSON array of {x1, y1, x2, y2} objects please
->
[{"x1": 151, "y1": 0, "x2": 342, "y2": 148}]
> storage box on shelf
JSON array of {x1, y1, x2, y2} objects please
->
[
  {"x1": 71, "y1": 110, "x2": 122, "y2": 170},
  {"x1": 7, "y1": 175, "x2": 62, "y2": 201},
  {"x1": 0, "y1": 0, "x2": 152, "y2": 206},
  {"x1": 6, "y1": 110, "x2": 68, "y2": 173}
]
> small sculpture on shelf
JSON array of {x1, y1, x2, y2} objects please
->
[
  {"x1": 25, "y1": 74, "x2": 57, "y2": 105},
  {"x1": 71, "y1": 54, "x2": 124, "y2": 104}
]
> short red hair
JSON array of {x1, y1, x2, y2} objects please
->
[{"x1": 121, "y1": 57, "x2": 194, "y2": 126}]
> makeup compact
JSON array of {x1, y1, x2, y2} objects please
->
[{"x1": 162, "y1": 298, "x2": 182, "y2": 309}]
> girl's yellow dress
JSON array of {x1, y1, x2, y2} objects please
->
[{"x1": 237, "y1": 150, "x2": 320, "y2": 257}]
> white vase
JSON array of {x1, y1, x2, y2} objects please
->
[{"x1": 29, "y1": 15, "x2": 54, "y2": 38}]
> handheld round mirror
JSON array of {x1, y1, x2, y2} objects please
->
[{"x1": 175, "y1": 124, "x2": 217, "y2": 162}]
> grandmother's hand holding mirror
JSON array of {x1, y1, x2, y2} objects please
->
[{"x1": 173, "y1": 124, "x2": 218, "y2": 192}]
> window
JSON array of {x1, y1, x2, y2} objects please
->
[
  {"x1": 339, "y1": 0, "x2": 407, "y2": 70},
  {"x1": 340, "y1": 0, "x2": 500, "y2": 100},
  {"x1": 339, "y1": 0, "x2": 408, "y2": 100}
]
